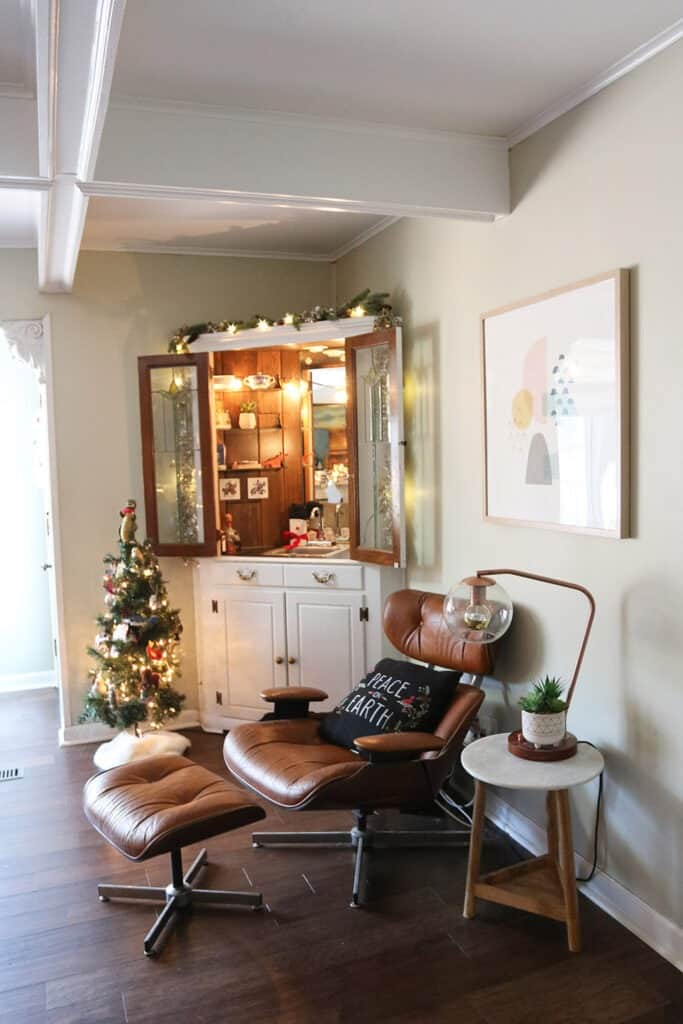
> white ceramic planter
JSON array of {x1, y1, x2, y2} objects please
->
[
  {"x1": 521, "y1": 709, "x2": 566, "y2": 748},
  {"x1": 239, "y1": 412, "x2": 257, "y2": 430}
]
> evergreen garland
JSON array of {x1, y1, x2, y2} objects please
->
[{"x1": 168, "y1": 288, "x2": 400, "y2": 353}]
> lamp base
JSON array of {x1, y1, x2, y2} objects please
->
[{"x1": 508, "y1": 730, "x2": 578, "y2": 762}]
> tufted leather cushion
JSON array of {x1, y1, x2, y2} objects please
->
[
  {"x1": 383, "y1": 590, "x2": 496, "y2": 676},
  {"x1": 83, "y1": 755, "x2": 265, "y2": 861},
  {"x1": 224, "y1": 683, "x2": 484, "y2": 811},
  {"x1": 225, "y1": 719, "x2": 362, "y2": 808}
]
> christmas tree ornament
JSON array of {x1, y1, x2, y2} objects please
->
[
  {"x1": 80, "y1": 499, "x2": 189, "y2": 770},
  {"x1": 119, "y1": 499, "x2": 137, "y2": 544},
  {"x1": 146, "y1": 641, "x2": 164, "y2": 661},
  {"x1": 92, "y1": 673, "x2": 108, "y2": 696},
  {"x1": 112, "y1": 623, "x2": 129, "y2": 643}
]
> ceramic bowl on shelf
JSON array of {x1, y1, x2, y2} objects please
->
[{"x1": 243, "y1": 373, "x2": 278, "y2": 391}]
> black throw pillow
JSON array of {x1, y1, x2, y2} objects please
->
[{"x1": 320, "y1": 658, "x2": 461, "y2": 749}]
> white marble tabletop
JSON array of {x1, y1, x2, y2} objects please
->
[{"x1": 461, "y1": 733, "x2": 604, "y2": 790}]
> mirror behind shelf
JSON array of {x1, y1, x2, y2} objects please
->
[{"x1": 301, "y1": 349, "x2": 350, "y2": 538}]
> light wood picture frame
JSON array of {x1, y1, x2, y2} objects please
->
[{"x1": 481, "y1": 269, "x2": 630, "y2": 538}]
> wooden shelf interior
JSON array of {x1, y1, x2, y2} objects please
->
[{"x1": 214, "y1": 347, "x2": 305, "y2": 549}]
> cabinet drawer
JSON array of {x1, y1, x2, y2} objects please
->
[
  {"x1": 283, "y1": 564, "x2": 363, "y2": 590},
  {"x1": 214, "y1": 562, "x2": 284, "y2": 587}
]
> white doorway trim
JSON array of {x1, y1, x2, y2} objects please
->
[{"x1": 0, "y1": 315, "x2": 70, "y2": 734}]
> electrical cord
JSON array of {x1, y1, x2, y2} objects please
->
[{"x1": 575, "y1": 740, "x2": 603, "y2": 883}]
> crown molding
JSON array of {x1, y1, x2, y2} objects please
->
[
  {"x1": 0, "y1": 175, "x2": 51, "y2": 190},
  {"x1": 81, "y1": 212, "x2": 398, "y2": 263},
  {"x1": 81, "y1": 240, "x2": 332, "y2": 262},
  {"x1": 508, "y1": 17, "x2": 683, "y2": 147},
  {"x1": 329, "y1": 216, "x2": 398, "y2": 260},
  {"x1": 109, "y1": 95, "x2": 508, "y2": 151},
  {"x1": 79, "y1": 179, "x2": 497, "y2": 222}
]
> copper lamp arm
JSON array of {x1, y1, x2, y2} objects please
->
[{"x1": 476, "y1": 568, "x2": 596, "y2": 707}]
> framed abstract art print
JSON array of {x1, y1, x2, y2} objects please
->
[{"x1": 481, "y1": 269, "x2": 629, "y2": 537}]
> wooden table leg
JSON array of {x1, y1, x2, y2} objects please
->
[
  {"x1": 546, "y1": 790, "x2": 559, "y2": 864},
  {"x1": 463, "y1": 779, "x2": 486, "y2": 919},
  {"x1": 556, "y1": 788, "x2": 581, "y2": 952}
]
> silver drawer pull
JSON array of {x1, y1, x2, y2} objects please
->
[
  {"x1": 312, "y1": 571, "x2": 335, "y2": 584},
  {"x1": 237, "y1": 569, "x2": 256, "y2": 581}
]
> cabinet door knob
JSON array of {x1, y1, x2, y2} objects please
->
[
  {"x1": 287, "y1": 657, "x2": 296, "y2": 664},
  {"x1": 312, "y1": 571, "x2": 335, "y2": 584},
  {"x1": 275, "y1": 656, "x2": 284, "y2": 664},
  {"x1": 237, "y1": 569, "x2": 256, "y2": 581}
]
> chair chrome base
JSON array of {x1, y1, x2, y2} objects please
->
[
  {"x1": 253, "y1": 810, "x2": 472, "y2": 908},
  {"x1": 97, "y1": 847, "x2": 263, "y2": 956}
]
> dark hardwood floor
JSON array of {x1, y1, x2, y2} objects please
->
[{"x1": 0, "y1": 689, "x2": 680, "y2": 1024}]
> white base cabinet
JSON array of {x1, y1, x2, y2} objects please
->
[{"x1": 195, "y1": 557, "x2": 404, "y2": 730}]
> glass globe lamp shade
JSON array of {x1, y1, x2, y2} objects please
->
[{"x1": 443, "y1": 576, "x2": 513, "y2": 644}]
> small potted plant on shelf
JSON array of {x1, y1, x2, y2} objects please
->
[
  {"x1": 518, "y1": 676, "x2": 568, "y2": 748},
  {"x1": 238, "y1": 400, "x2": 257, "y2": 430}
]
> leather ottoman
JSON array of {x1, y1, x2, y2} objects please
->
[{"x1": 84, "y1": 754, "x2": 266, "y2": 956}]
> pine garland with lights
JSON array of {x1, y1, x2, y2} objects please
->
[
  {"x1": 168, "y1": 288, "x2": 401, "y2": 353},
  {"x1": 80, "y1": 500, "x2": 185, "y2": 732}
]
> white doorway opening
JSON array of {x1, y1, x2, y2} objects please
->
[{"x1": 0, "y1": 317, "x2": 69, "y2": 732}]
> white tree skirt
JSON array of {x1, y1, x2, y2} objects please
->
[{"x1": 93, "y1": 729, "x2": 191, "y2": 770}]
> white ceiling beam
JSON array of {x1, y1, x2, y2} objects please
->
[
  {"x1": 35, "y1": 0, "x2": 126, "y2": 292},
  {"x1": 93, "y1": 102, "x2": 510, "y2": 220}
]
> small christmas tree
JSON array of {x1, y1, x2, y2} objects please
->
[{"x1": 80, "y1": 500, "x2": 185, "y2": 733}]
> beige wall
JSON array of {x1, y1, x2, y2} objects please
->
[
  {"x1": 336, "y1": 42, "x2": 683, "y2": 926},
  {"x1": 0, "y1": 249, "x2": 333, "y2": 723}
]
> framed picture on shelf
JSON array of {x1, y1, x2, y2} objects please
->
[
  {"x1": 481, "y1": 269, "x2": 629, "y2": 537},
  {"x1": 218, "y1": 477, "x2": 241, "y2": 501},
  {"x1": 247, "y1": 477, "x2": 269, "y2": 500}
]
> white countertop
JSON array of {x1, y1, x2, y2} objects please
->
[
  {"x1": 206, "y1": 551, "x2": 355, "y2": 566},
  {"x1": 461, "y1": 733, "x2": 604, "y2": 790}
]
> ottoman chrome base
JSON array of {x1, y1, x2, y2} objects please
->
[{"x1": 98, "y1": 846, "x2": 262, "y2": 956}]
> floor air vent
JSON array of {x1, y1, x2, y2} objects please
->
[{"x1": 0, "y1": 767, "x2": 24, "y2": 782}]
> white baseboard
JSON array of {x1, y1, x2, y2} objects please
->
[
  {"x1": 0, "y1": 671, "x2": 57, "y2": 693},
  {"x1": 198, "y1": 711, "x2": 250, "y2": 733},
  {"x1": 486, "y1": 791, "x2": 683, "y2": 971},
  {"x1": 58, "y1": 708, "x2": 200, "y2": 746}
]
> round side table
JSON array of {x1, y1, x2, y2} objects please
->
[{"x1": 461, "y1": 733, "x2": 604, "y2": 953}]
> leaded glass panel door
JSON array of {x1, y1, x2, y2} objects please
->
[
  {"x1": 346, "y1": 328, "x2": 405, "y2": 567},
  {"x1": 138, "y1": 354, "x2": 218, "y2": 556}
]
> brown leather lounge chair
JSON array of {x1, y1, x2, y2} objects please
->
[{"x1": 224, "y1": 589, "x2": 495, "y2": 906}]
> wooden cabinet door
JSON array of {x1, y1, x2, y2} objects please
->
[
  {"x1": 138, "y1": 353, "x2": 218, "y2": 556},
  {"x1": 220, "y1": 587, "x2": 287, "y2": 717},
  {"x1": 346, "y1": 327, "x2": 406, "y2": 567},
  {"x1": 285, "y1": 590, "x2": 366, "y2": 711}
]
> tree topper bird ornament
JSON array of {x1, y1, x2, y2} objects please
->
[{"x1": 119, "y1": 500, "x2": 138, "y2": 545}]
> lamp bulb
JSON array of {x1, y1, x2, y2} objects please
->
[{"x1": 463, "y1": 603, "x2": 492, "y2": 631}]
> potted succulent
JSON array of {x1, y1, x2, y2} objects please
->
[
  {"x1": 238, "y1": 400, "x2": 257, "y2": 430},
  {"x1": 518, "y1": 676, "x2": 568, "y2": 748}
]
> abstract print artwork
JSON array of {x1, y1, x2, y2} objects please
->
[
  {"x1": 482, "y1": 270, "x2": 629, "y2": 537},
  {"x1": 247, "y1": 476, "x2": 269, "y2": 500},
  {"x1": 219, "y1": 477, "x2": 241, "y2": 501}
]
